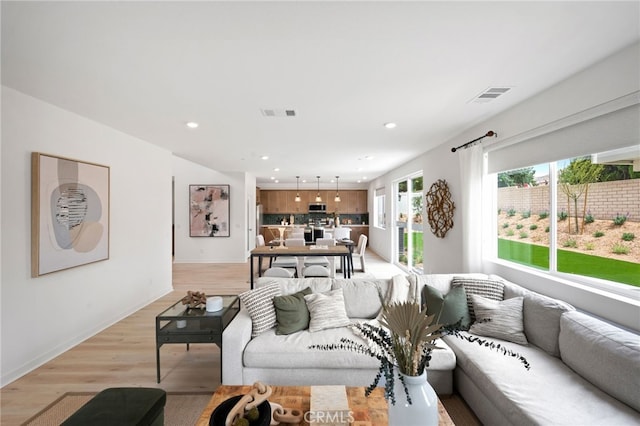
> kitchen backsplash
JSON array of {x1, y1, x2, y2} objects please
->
[{"x1": 263, "y1": 213, "x2": 369, "y2": 226}]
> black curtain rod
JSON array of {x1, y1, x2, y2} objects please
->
[{"x1": 451, "y1": 131, "x2": 497, "y2": 153}]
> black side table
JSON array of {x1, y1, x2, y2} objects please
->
[{"x1": 155, "y1": 295, "x2": 239, "y2": 383}]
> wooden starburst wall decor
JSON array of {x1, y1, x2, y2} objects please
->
[{"x1": 425, "y1": 179, "x2": 455, "y2": 238}]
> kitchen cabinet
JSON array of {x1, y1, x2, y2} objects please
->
[
  {"x1": 340, "y1": 190, "x2": 368, "y2": 213},
  {"x1": 346, "y1": 225, "x2": 369, "y2": 246},
  {"x1": 260, "y1": 190, "x2": 367, "y2": 214},
  {"x1": 286, "y1": 190, "x2": 306, "y2": 213},
  {"x1": 262, "y1": 190, "x2": 287, "y2": 213}
]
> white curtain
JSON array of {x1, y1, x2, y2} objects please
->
[{"x1": 459, "y1": 144, "x2": 484, "y2": 272}]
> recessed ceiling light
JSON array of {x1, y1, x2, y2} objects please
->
[
  {"x1": 186, "y1": 121, "x2": 199, "y2": 129},
  {"x1": 270, "y1": 176, "x2": 275, "y2": 180},
  {"x1": 384, "y1": 122, "x2": 397, "y2": 129},
  {"x1": 274, "y1": 168, "x2": 280, "y2": 172},
  {"x1": 274, "y1": 179, "x2": 279, "y2": 183},
  {"x1": 261, "y1": 155, "x2": 269, "y2": 160}
]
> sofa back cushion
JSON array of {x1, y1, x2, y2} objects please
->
[
  {"x1": 559, "y1": 310, "x2": 640, "y2": 411},
  {"x1": 332, "y1": 279, "x2": 389, "y2": 318},
  {"x1": 523, "y1": 292, "x2": 574, "y2": 357},
  {"x1": 408, "y1": 273, "x2": 488, "y2": 295}
]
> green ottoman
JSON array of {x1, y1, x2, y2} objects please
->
[{"x1": 62, "y1": 387, "x2": 166, "y2": 426}]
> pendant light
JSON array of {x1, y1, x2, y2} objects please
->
[
  {"x1": 315, "y1": 176, "x2": 322, "y2": 202},
  {"x1": 334, "y1": 176, "x2": 341, "y2": 202},
  {"x1": 294, "y1": 176, "x2": 301, "y2": 202}
]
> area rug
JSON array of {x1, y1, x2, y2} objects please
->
[{"x1": 21, "y1": 391, "x2": 212, "y2": 426}]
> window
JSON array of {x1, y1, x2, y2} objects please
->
[
  {"x1": 495, "y1": 149, "x2": 639, "y2": 290},
  {"x1": 395, "y1": 175, "x2": 423, "y2": 273},
  {"x1": 375, "y1": 188, "x2": 386, "y2": 229},
  {"x1": 487, "y1": 98, "x2": 639, "y2": 295}
]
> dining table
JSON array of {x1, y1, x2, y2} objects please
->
[{"x1": 250, "y1": 244, "x2": 351, "y2": 289}]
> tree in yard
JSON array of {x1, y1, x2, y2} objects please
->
[
  {"x1": 498, "y1": 167, "x2": 536, "y2": 187},
  {"x1": 558, "y1": 158, "x2": 603, "y2": 234}
]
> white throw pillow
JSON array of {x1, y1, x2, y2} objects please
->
[
  {"x1": 239, "y1": 283, "x2": 281, "y2": 337},
  {"x1": 304, "y1": 288, "x2": 351, "y2": 332},
  {"x1": 469, "y1": 295, "x2": 528, "y2": 345}
]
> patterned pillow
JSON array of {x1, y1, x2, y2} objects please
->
[
  {"x1": 239, "y1": 283, "x2": 282, "y2": 337},
  {"x1": 304, "y1": 288, "x2": 351, "y2": 332},
  {"x1": 469, "y1": 295, "x2": 528, "y2": 345},
  {"x1": 452, "y1": 277, "x2": 504, "y2": 321}
]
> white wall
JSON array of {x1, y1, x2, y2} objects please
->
[
  {"x1": 368, "y1": 150, "x2": 464, "y2": 274},
  {"x1": 1, "y1": 87, "x2": 174, "y2": 385},
  {"x1": 172, "y1": 156, "x2": 254, "y2": 263},
  {"x1": 372, "y1": 42, "x2": 640, "y2": 330}
]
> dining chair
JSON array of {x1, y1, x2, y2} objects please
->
[
  {"x1": 289, "y1": 230, "x2": 305, "y2": 239},
  {"x1": 302, "y1": 264, "x2": 331, "y2": 278},
  {"x1": 255, "y1": 235, "x2": 271, "y2": 272},
  {"x1": 270, "y1": 237, "x2": 301, "y2": 274},
  {"x1": 263, "y1": 267, "x2": 295, "y2": 278},
  {"x1": 284, "y1": 238, "x2": 306, "y2": 277},
  {"x1": 351, "y1": 234, "x2": 368, "y2": 272},
  {"x1": 333, "y1": 227, "x2": 351, "y2": 240},
  {"x1": 304, "y1": 237, "x2": 335, "y2": 277}
]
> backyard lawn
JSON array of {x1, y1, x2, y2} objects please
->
[{"x1": 498, "y1": 239, "x2": 640, "y2": 287}]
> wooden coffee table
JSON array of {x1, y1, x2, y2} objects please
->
[{"x1": 196, "y1": 385, "x2": 455, "y2": 425}]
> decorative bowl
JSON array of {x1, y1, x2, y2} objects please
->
[{"x1": 209, "y1": 395, "x2": 271, "y2": 426}]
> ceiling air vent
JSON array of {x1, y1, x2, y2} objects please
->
[
  {"x1": 261, "y1": 108, "x2": 297, "y2": 117},
  {"x1": 470, "y1": 87, "x2": 512, "y2": 104}
]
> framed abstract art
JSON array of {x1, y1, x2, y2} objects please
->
[
  {"x1": 31, "y1": 152, "x2": 110, "y2": 277},
  {"x1": 189, "y1": 184, "x2": 230, "y2": 237}
]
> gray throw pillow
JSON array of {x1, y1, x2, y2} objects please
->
[
  {"x1": 469, "y1": 295, "x2": 528, "y2": 345},
  {"x1": 422, "y1": 284, "x2": 471, "y2": 329},
  {"x1": 273, "y1": 287, "x2": 313, "y2": 335}
]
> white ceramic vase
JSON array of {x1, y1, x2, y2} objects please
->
[{"x1": 388, "y1": 369, "x2": 438, "y2": 426}]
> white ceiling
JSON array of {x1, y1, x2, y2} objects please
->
[{"x1": 2, "y1": 1, "x2": 639, "y2": 188}]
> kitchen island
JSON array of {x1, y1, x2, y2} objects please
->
[{"x1": 260, "y1": 224, "x2": 368, "y2": 245}]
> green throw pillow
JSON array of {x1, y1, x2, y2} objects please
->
[
  {"x1": 273, "y1": 287, "x2": 313, "y2": 335},
  {"x1": 422, "y1": 284, "x2": 471, "y2": 329}
]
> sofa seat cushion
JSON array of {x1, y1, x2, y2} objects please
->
[
  {"x1": 443, "y1": 333, "x2": 640, "y2": 425},
  {"x1": 244, "y1": 321, "x2": 456, "y2": 372}
]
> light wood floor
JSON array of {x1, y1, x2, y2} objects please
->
[{"x1": 0, "y1": 251, "x2": 478, "y2": 425}]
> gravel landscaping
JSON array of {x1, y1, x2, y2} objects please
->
[{"x1": 497, "y1": 212, "x2": 640, "y2": 264}]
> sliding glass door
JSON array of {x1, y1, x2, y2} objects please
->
[{"x1": 395, "y1": 174, "x2": 424, "y2": 273}]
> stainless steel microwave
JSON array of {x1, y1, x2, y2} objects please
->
[{"x1": 308, "y1": 203, "x2": 327, "y2": 213}]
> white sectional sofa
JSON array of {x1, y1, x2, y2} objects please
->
[
  {"x1": 222, "y1": 276, "x2": 457, "y2": 394},
  {"x1": 409, "y1": 273, "x2": 640, "y2": 425},
  {"x1": 222, "y1": 273, "x2": 640, "y2": 425}
]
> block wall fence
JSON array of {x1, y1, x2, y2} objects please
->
[{"x1": 497, "y1": 179, "x2": 640, "y2": 221}]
